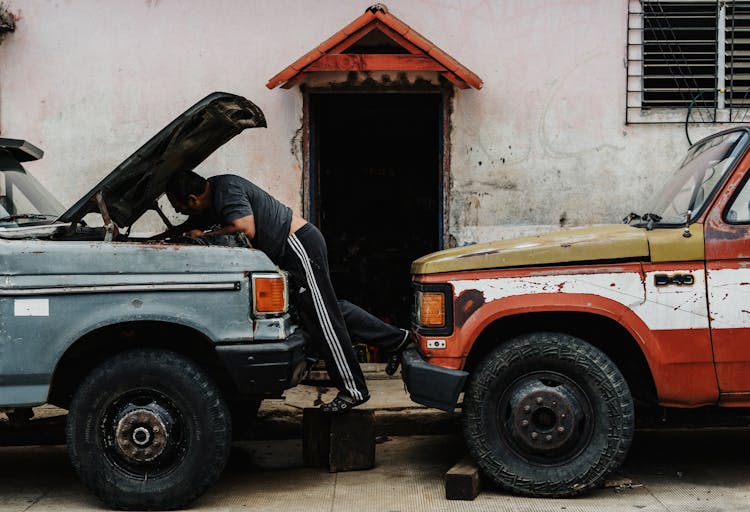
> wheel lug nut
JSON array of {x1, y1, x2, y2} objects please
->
[
  {"x1": 521, "y1": 420, "x2": 529, "y2": 427},
  {"x1": 523, "y1": 405, "x2": 531, "y2": 412},
  {"x1": 531, "y1": 432, "x2": 539, "y2": 440},
  {"x1": 557, "y1": 426, "x2": 565, "y2": 433},
  {"x1": 536, "y1": 397, "x2": 543, "y2": 404},
  {"x1": 561, "y1": 414, "x2": 566, "y2": 419},
  {"x1": 545, "y1": 434, "x2": 552, "y2": 441}
]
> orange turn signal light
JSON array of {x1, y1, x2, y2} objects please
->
[
  {"x1": 420, "y1": 291, "x2": 445, "y2": 327},
  {"x1": 253, "y1": 275, "x2": 287, "y2": 313}
]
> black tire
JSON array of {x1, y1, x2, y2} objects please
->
[
  {"x1": 463, "y1": 332, "x2": 634, "y2": 497},
  {"x1": 66, "y1": 349, "x2": 232, "y2": 510}
]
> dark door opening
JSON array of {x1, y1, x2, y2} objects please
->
[{"x1": 311, "y1": 93, "x2": 442, "y2": 333}]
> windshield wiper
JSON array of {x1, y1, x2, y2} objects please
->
[
  {"x1": 622, "y1": 212, "x2": 642, "y2": 224},
  {"x1": 624, "y1": 212, "x2": 662, "y2": 229},
  {"x1": 0, "y1": 213, "x2": 57, "y2": 222},
  {"x1": 641, "y1": 212, "x2": 662, "y2": 230}
]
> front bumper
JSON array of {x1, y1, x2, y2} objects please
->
[
  {"x1": 401, "y1": 346, "x2": 469, "y2": 412},
  {"x1": 215, "y1": 328, "x2": 309, "y2": 396}
]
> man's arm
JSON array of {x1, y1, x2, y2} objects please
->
[
  {"x1": 186, "y1": 215, "x2": 256, "y2": 239},
  {"x1": 149, "y1": 219, "x2": 198, "y2": 240}
]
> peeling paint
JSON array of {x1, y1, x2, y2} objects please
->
[
  {"x1": 455, "y1": 289, "x2": 485, "y2": 327},
  {"x1": 450, "y1": 268, "x2": 709, "y2": 331}
]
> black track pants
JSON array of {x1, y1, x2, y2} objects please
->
[{"x1": 279, "y1": 223, "x2": 407, "y2": 400}]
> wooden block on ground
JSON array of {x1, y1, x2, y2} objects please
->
[
  {"x1": 303, "y1": 408, "x2": 375, "y2": 472},
  {"x1": 303, "y1": 408, "x2": 331, "y2": 468},
  {"x1": 445, "y1": 456, "x2": 481, "y2": 500}
]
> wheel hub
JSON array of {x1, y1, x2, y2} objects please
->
[
  {"x1": 114, "y1": 407, "x2": 172, "y2": 462},
  {"x1": 509, "y1": 380, "x2": 583, "y2": 454}
]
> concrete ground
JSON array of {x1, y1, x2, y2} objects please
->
[{"x1": 2, "y1": 366, "x2": 750, "y2": 511}]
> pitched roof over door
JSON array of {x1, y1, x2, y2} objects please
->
[{"x1": 266, "y1": 3, "x2": 483, "y2": 90}]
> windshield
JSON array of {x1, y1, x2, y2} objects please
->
[
  {"x1": 638, "y1": 130, "x2": 749, "y2": 225},
  {"x1": 0, "y1": 169, "x2": 65, "y2": 226}
]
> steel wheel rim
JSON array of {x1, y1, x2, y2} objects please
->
[
  {"x1": 100, "y1": 388, "x2": 189, "y2": 477},
  {"x1": 497, "y1": 370, "x2": 595, "y2": 465}
]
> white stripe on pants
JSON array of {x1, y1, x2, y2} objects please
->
[{"x1": 287, "y1": 234, "x2": 363, "y2": 401}]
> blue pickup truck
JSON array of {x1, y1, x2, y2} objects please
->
[{"x1": 0, "y1": 93, "x2": 309, "y2": 510}]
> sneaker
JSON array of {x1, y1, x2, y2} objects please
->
[
  {"x1": 385, "y1": 329, "x2": 413, "y2": 376},
  {"x1": 320, "y1": 391, "x2": 370, "y2": 414}
]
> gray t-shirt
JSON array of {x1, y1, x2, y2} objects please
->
[{"x1": 190, "y1": 174, "x2": 292, "y2": 263}]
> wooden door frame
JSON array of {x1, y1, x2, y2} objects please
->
[{"x1": 300, "y1": 85, "x2": 453, "y2": 250}]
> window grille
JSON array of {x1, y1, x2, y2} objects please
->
[{"x1": 627, "y1": 0, "x2": 750, "y2": 123}]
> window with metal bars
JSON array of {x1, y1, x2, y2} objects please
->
[{"x1": 627, "y1": 0, "x2": 750, "y2": 123}]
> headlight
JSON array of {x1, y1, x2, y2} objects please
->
[
  {"x1": 416, "y1": 290, "x2": 446, "y2": 327},
  {"x1": 252, "y1": 273, "x2": 288, "y2": 314}
]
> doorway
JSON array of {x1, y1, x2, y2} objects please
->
[{"x1": 309, "y1": 92, "x2": 442, "y2": 329}]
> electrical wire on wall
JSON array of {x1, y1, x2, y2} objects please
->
[{"x1": 685, "y1": 92, "x2": 704, "y2": 145}]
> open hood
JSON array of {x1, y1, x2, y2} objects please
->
[{"x1": 59, "y1": 92, "x2": 266, "y2": 227}]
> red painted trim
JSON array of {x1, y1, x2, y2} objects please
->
[
  {"x1": 704, "y1": 142, "x2": 750, "y2": 261},
  {"x1": 711, "y1": 328, "x2": 750, "y2": 393},
  {"x1": 702, "y1": 142, "x2": 750, "y2": 394},
  {"x1": 456, "y1": 293, "x2": 651, "y2": 356},
  {"x1": 369, "y1": 21, "x2": 423, "y2": 55},
  {"x1": 418, "y1": 290, "x2": 718, "y2": 406},
  {"x1": 340, "y1": 11, "x2": 376, "y2": 36},
  {"x1": 306, "y1": 54, "x2": 446, "y2": 72},
  {"x1": 266, "y1": 7, "x2": 482, "y2": 90},
  {"x1": 415, "y1": 262, "x2": 645, "y2": 283},
  {"x1": 641, "y1": 261, "x2": 705, "y2": 272},
  {"x1": 373, "y1": 10, "x2": 409, "y2": 35},
  {"x1": 710, "y1": 327, "x2": 750, "y2": 364},
  {"x1": 327, "y1": 24, "x2": 381, "y2": 54}
]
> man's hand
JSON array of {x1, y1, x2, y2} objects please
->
[{"x1": 184, "y1": 216, "x2": 256, "y2": 240}]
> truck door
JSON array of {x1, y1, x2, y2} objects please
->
[{"x1": 705, "y1": 146, "x2": 750, "y2": 403}]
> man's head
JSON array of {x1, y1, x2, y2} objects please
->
[{"x1": 166, "y1": 171, "x2": 211, "y2": 215}]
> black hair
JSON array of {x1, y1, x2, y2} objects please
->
[{"x1": 166, "y1": 171, "x2": 207, "y2": 201}]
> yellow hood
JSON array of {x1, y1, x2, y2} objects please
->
[{"x1": 412, "y1": 224, "x2": 705, "y2": 274}]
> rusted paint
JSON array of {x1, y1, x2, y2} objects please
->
[
  {"x1": 415, "y1": 262, "x2": 643, "y2": 283},
  {"x1": 705, "y1": 144, "x2": 750, "y2": 260},
  {"x1": 455, "y1": 289, "x2": 484, "y2": 327},
  {"x1": 529, "y1": 266, "x2": 632, "y2": 276},
  {"x1": 705, "y1": 216, "x2": 746, "y2": 241}
]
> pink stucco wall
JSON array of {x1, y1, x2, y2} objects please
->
[{"x1": 0, "y1": 0, "x2": 731, "y2": 241}]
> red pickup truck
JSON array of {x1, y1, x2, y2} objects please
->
[{"x1": 402, "y1": 127, "x2": 750, "y2": 497}]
